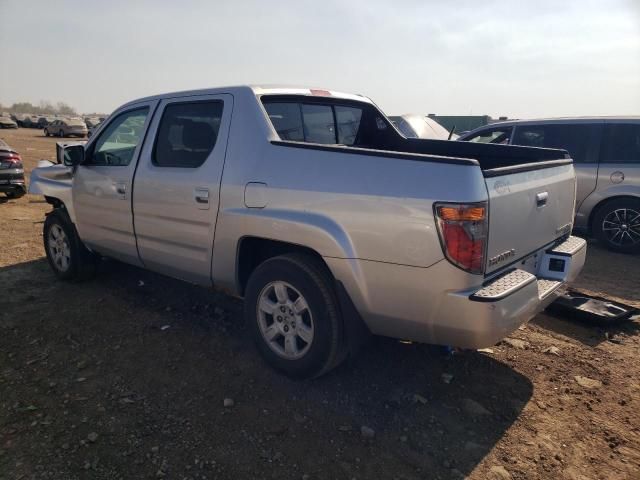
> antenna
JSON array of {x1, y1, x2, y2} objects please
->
[{"x1": 447, "y1": 125, "x2": 456, "y2": 140}]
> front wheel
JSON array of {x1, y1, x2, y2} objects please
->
[
  {"x1": 244, "y1": 254, "x2": 346, "y2": 379},
  {"x1": 43, "y1": 209, "x2": 97, "y2": 281},
  {"x1": 593, "y1": 198, "x2": 640, "y2": 253}
]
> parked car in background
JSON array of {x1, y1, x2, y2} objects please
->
[
  {"x1": 16, "y1": 114, "x2": 32, "y2": 128},
  {"x1": 87, "y1": 123, "x2": 103, "y2": 138},
  {"x1": 12, "y1": 113, "x2": 27, "y2": 127},
  {"x1": 84, "y1": 117, "x2": 102, "y2": 128},
  {"x1": 389, "y1": 114, "x2": 456, "y2": 140},
  {"x1": 29, "y1": 85, "x2": 585, "y2": 377},
  {"x1": 37, "y1": 116, "x2": 56, "y2": 128},
  {"x1": 0, "y1": 139, "x2": 26, "y2": 198},
  {"x1": 44, "y1": 118, "x2": 88, "y2": 138},
  {"x1": 0, "y1": 115, "x2": 18, "y2": 129},
  {"x1": 459, "y1": 118, "x2": 640, "y2": 253}
]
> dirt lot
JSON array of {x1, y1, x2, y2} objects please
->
[{"x1": 1, "y1": 128, "x2": 639, "y2": 480}]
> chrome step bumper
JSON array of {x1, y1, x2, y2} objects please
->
[{"x1": 470, "y1": 236, "x2": 586, "y2": 302}]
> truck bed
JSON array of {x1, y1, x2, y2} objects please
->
[{"x1": 389, "y1": 137, "x2": 571, "y2": 172}]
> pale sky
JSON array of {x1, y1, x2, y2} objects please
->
[{"x1": 1, "y1": 0, "x2": 639, "y2": 118}]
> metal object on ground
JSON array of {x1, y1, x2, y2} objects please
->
[{"x1": 547, "y1": 289, "x2": 637, "y2": 325}]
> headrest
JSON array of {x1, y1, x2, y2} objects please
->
[{"x1": 182, "y1": 121, "x2": 215, "y2": 150}]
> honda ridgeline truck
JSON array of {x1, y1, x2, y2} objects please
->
[{"x1": 29, "y1": 86, "x2": 586, "y2": 378}]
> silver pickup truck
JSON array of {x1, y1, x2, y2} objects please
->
[{"x1": 30, "y1": 86, "x2": 586, "y2": 378}]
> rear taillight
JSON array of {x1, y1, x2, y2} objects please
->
[
  {"x1": 435, "y1": 202, "x2": 488, "y2": 274},
  {"x1": 0, "y1": 153, "x2": 23, "y2": 169}
]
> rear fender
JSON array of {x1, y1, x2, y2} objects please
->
[
  {"x1": 576, "y1": 185, "x2": 640, "y2": 231},
  {"x1": 212, "y1": 208, "x2": 357, "y2": 294}
]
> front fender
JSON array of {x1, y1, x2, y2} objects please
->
[{"x1": 28, "y1": 163, "x2": 76, "y2": 222}]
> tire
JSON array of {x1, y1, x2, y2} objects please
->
[
  {"x1": 5, "y1": 190, "x2": 24, "y2": 199},
  {"x1": 44, "y1": 129, "x2": 49, "y2": 137},
  {"x1": 592, "y1": 197, "x2": 640, "y2": 253},
  {"x1": 43, "y1": 209, "x2": 98, "y2": 281},
  {"x1": 58, "y1": 129, "x2": 64, "y2": 138},
  {"x1": 244, "y1": 253, "x2": 346, "y2": 379}
]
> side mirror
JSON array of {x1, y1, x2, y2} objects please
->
[{"x1": 56, "y1": 143, "x2": 85, "y2": 167}]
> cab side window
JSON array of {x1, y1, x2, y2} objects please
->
[
  {"x1": 601, "y1": 124, "x2": 640, "y2": 164},
  {"x1": 153, "y1": 101, "x2": 223, "y2": 168},
  {"x1": 87, "y1": 108, "x2": 149, "y2": 166}
]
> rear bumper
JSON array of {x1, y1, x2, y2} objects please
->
[
  {"x1": 327, "y1": 236, "x2": 587, "y2": 349},
  {"x1": 0, "y1": 173, "x2": 26, "y2": 193},
  {"x1": 67, "y1": 130, "x2": 87, "y2": 136},
  {"x1": 428, "y1": 236, "x2": 587, "y2": 348}
]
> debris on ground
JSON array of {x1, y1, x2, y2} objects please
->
[
  {"x1": 502, "y1": 338, "x2": 529, "y2": 350},
  {"x1": 574, "y1": 376, "x2": 603, "y2": 389},
  {"x1": 542, "y1": 346, "x2": 561, "y2": 356}
]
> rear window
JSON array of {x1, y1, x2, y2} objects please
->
[
  {"x1": 263, "y1": 100, "x2": 364, "y2": 145},
  {"x1": 153, "y1": 101, "x2": 223, "y2": 168},
  {"x1": 601, "y1": 124, "x2": 640, "y2": 164},
  {"x1": 512, "y1": 123, "x2": 600, "y2": 163}
]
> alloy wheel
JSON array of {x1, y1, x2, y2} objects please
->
[
  {"x1": 47, "y1": 224, "x2": 71, "y2": 272},
  {"x1": 256, "y1": 281, "x2": 314, "y2": 360},
  {"x1": 602, "y1": 208, "x2": 640, "y2": 247}
]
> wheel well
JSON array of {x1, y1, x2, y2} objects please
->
[
  {"x1": 587, "y1": 195, "x2": 640, "y2": 233},
  {"x1": 236, "y1": 237, "x2": 331, "y2": 296},
  {"x1": 44, "y1": 196, "x2": 64, "y2": 209}
]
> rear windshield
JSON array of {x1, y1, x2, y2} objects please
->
[{"x1": 262, "y1": 97, "x2": 370, "y2": 146}]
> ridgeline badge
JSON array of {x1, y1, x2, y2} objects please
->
[{"x1": 488, "y1": 249, "x2": 516, "y2": 266}]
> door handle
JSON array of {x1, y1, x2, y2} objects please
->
[
  {"x1": 114, "y1": 181, "x2": 127, "y2": 199},
  {"x1": 194, "y1": 187, "x2": 210, "y2": 210},
  {"x1": 536, "y1": 191, "x2": 548, "y2": 208}
]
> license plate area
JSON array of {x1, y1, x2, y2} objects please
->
[{"x1": 538, "y1": 252, "x2": 571, "y2": 280}]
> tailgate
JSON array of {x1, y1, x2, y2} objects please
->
[{"x1": 484, "y1": 163, "x2": 576, "y2": 274}]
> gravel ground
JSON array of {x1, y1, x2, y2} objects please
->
[{"x1": 1, "y1": 128, "x2": 639, "y2": 480}]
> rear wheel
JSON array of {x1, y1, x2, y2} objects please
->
[
  {"x1": 44, "y1": 129, "x2": 49, "y2": 137},
  {"x1": 593, "y1": 198, "x2": 640, "y2": 253},
  {"x1": 58, "y1": 129, "x2": 64, "y2": 138},
  {"x1": 43, "y1": 209, "x2": 98, "y2": 281},
  {"x1": 5, "y1": 190, "x2": 24, "y2": 199},
  {"x1": 244, "y1": 254, "x2": 346, "y2": 379}
]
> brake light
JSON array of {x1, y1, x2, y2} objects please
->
[
  {"x1": 435, "y1": 202, "x2": 488, "y2": 274},
  {"x1": 0, "y1": 153, "x2": 23, "y2": 168}
]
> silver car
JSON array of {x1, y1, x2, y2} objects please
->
[
  {"x1": 0, "y1": 115, "x2": 18, "y2": 129},
  {"x1": 29, "y1": 86, "x2": 586, "y2": 377},
  {"x1": 44, "y1": 118, "x2": 88, "y2": 138},
  {"x1": 388, "y1": 114, "x2": 456, "y2": 140},
  {"x1": 460, "y1": 118, "x2": 640, "y2": 253}
]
